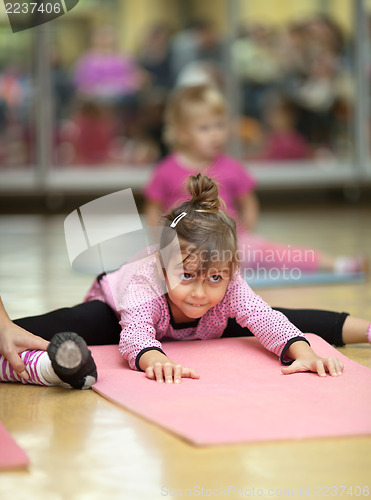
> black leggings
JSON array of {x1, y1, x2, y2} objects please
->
[{"x1": 13, "y1": 300, "x2": 348, "y2": 347}]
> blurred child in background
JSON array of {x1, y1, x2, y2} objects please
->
[
  {"x1": 257, "y1": 94, "x2": 312, "y2": 161},
  {"x1": 143, "y1": 84, "x2": 366, "y2": 276}
]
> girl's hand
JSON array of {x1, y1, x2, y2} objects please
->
[
  {"x1": 138, "y1": 349, "x2": 200, "y2": 384},
  {"x1": 282, "y1": 340, "x2": 344, "y2": 377},
  {"x1": 281, "y1": 355, "x2": 344, "y2": 377},
  {"x1": 145, "y1": 361, "x2": 200, "y2": 384}
]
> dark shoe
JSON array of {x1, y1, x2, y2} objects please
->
[{"x1": 47, "y1": 332, "x2": 97, "y2": 389}]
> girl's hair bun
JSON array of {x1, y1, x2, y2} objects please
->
[
  {"x1": 187, "y1": 173, "x2": 220, "y2": 213},
  {"x1": 161, "y1": 173, "x2": 237, "y2": 273}
]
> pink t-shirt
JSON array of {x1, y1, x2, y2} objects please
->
[
  {"x1": 84, "y1": 253, "x2": 307, "y2": 370},
  {"x1": 144, "y1": 154, "x2": 257, "y2": 220}
]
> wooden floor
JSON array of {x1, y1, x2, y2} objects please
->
[{"x1": 0, "y1": 204, "x2": 371, "y2": 499}]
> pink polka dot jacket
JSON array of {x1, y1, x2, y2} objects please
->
[{"x1": 84, "y1": 253, "x2": 308, "y2": 370}]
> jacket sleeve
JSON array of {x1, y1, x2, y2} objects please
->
[
  {"x1": 225, "y1": 274, "x2": 309, "y2": 364},
  {"x1": 119, "y1": 301, "x2": 165, "y2": 370}
]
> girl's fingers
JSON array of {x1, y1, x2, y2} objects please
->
[
  {"x1": 182, "y1": 367, "x2": 200, "y2": 379},
  {"x1": 337, "y1": 359, "x2": 344, "y2": 375},
  {"x1": 173, "y1": 364, "x2": 183, "y2": 384},
  {"x1": 146, "y1": 363, "x2": 200, "y2": 383},
  {"x1": 163, "y1": 363, "x2": 174, "y2": 384},
  {"x1": 333, "y1": 358, "x2": 344, "y2": 375},
  {"x1": 153, "y1": 362, "x2": 164, "y2": 383},
  {"x1": 282, "y1": 357, "x2": 344, "y2": 377},
  {"x1": 316, "y1": 359, "x2": 327, "y2": 377},
  {"x1": 145, "y1": 366, "x2": 155, "y2": 380},
  {"x1": 324, "y1": 357, "x2": 344, "y2": 377},
  {"x1": 327, "y1": 357, "x2": 339, "y2": 377},
  {"x1": 324, "y1": 357, "x2": 335, "y2": 376}
]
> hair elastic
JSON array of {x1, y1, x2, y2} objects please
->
[{"x1": 170, "y1": 212, "x2": 187, "y2": 228}]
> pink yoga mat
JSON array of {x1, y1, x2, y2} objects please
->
[
  {"x1": 91, "y1": 335, "x2": 371, "y2": 446},
  {"x1": 0, "y1": 422, "x2": 29, "y2": 470}
]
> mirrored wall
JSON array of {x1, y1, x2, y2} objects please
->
[{"x1": 0, "y1": 0, "x2": 370, "y2": 194}]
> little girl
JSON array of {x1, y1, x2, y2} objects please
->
[
  {"x1": 144, "y1": 84, "x2": 366, "y2": 275},
  {"x1": 79, "y1": 173, "x2": 361, "y2": 381},
  {"x1": 3, "y1": 173, "x2": 368, "y2": 387}
]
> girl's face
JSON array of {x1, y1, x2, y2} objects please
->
[
  {"x1": 164, "y1": 251, "x2": 231, "y2": 323},
  {"x1": 179, "y1": 110, "x2": 228, "y2": 162}
]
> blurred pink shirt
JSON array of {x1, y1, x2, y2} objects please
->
[{"x1": 144, "y1": 153, "x2": 257, "y2": 220}]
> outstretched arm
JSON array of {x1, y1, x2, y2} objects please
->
[
  {"x1": 282, "y1": 340, "x2": 344, "y2": 377},
  {"x1": 138, "y1": 349, "x2": 200, "y2": 384},
  {"x1": 0, "y1": 297, "x2": 49, "y2": 380}
]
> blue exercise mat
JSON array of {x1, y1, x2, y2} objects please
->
[{"x1": 245, "y1": 271, "x2": 366, "y2": 289}]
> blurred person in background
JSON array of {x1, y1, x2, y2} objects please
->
[
  {"x1": 135, "y1": 23, "x2": 174, "y2": 159},
  {"x1": 73, "y1": 24, "x2": 143, "y2": 106},
  {"x1": 144, "y1": 84, "x2": 367, "y2": 275},
  {"x1": 64, "y1": 24, "x2": 156, "y2": 166},
  {"x1": 0, "y1": 97, "x2": 8, "y2": 164},
  {"x1": 137, "y1": 23, "x2": 173, "y2": 91},
  {"x1": 281, "y1": 15, "x2": 353, "y2": 157},
  {"x1": 0, "y1": 64, "x2": 33, "y2": 166},
  {"x1": 232, "y1": 15, "x2": 353, "y2": 161},
  {"x1": 231, "y1": 23, "x2": 282, "y2": 121},
  {"x1": 170, "y1": 20, "x2": 224, "y2": 88},
  {"x1": 244, "y1": 93, "x2": 312, "y2": 161}
]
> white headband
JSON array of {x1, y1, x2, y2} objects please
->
[{"x1": 170, "y1": 212, "x2": 187, "y2": 228}]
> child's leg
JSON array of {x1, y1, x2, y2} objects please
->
[
  {"x1": 223, "y1": 309, "x2": 347, "y2": 344},
  {"x1": 0, "y1": 332, "x2": 97, "y2": 389},
  {"x1": 13, "y1": 300, "x2": 121, "y2": 344},
  {"x1": 0, "y1": 350, "x2": 62, "y2": 386},
  {"x1": 275, "y1": 308, "x2": 371, "y2": 346},
  {"x1": 342, "y1": 316, "x2": 371, "y2": 344},
  {"x1": 238, "y1": 232, "x2": 367, "y2": 273},
  {"x1": 223, "y1": 309, "x2": 371, "y2": 346},
  {"x1": 238, "y1": 232, "x2": 320, "y2": 272}
]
